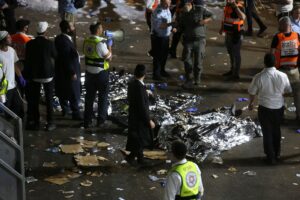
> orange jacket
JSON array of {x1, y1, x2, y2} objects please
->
[
  {"x1": 275, "y1": 32, "x2": 300, "y2": 68},
  {"x1": 223, "y1": 3, "x2": 244, "y2": 33},
  {"x1": 11, "y1": 33, "x2": 31, "y2": 60}
]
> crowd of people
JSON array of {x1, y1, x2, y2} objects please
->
[{"x1": 0, "y1": 0, "x2": 300, "y2": 199}]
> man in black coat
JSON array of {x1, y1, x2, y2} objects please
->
[
  {"x1": 126, "y1": 64, "x2": 156, "y2": 165},
  {"x1": 54, "y1": 20, "x2": 82, "y2": 120},
  {"x1": 24, "y1": 21, "x2": 57, "y2": 131}
]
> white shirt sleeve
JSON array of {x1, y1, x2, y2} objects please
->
[
  {"x1": 163, "y1": 172, "x2": 181, "y2": 200},
  {"x1": 12, "y1": 48, "x2": 19, "y2": 63},
  {"x1": 283, "y1": 74, "x2": 292, "y2": 93},
  {"x1": 96, "y1": 42, "x2": 110, "y2": 59},
  {"x1": 248, "y1": 76, "x2": 258, "y2": 95},
  {"x1": 196, "y1": 165, "x2": 204, "y2": 197}
]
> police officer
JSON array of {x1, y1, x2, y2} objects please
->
[
  {"x1": 164, "y1": 141, "x2": 204, "y2": 200},
  {"x1": 151, "y1": 0, "x2": 173, "y2": 80},
  {"x1": 219, "y1": 0, "x2": 246, "y2": 81},
  {"x1": 179, "y1": 0, "x2": 213, "y2": 88},
  {"x1": 83, "y1": 22, "x2": 112, "y2": 128}
]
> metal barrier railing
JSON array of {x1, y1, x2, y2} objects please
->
[{"x1": 0, "y1": 103, "x2": 25, "y2": 200}]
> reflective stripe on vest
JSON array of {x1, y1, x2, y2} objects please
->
[
  {"x1": 83, "y1": 36, "x2": 109, "y2": 70},
  {"x1": 170, "y1": 161, "x2": 200, "y2": 200},
  {"x1": 0, "y1": 63, "x2": 8, "y2": 95},
  {"x1": 223, "y1": 3, "x2": 244, "y2": 33},
  {"x1": 275, "y1": 32, "x2": 299, "y2": 68}
]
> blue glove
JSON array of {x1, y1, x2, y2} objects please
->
[
  {"x1": 18, "y1": 76, "x2": 26, "y2": 87},
  {"x1": 106, "y1": 38, "x2": 113, "y2": 47}
]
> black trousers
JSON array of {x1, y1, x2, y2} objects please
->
[
  {"x1": 58, "y1": 79, "x2": 81, "y2": 116},
  {"x1": 26, "y1": 81, "x2": 54, "y2": 124},
  {"x1": 84, "y1": 71, "x2": 109, "y2": 125},
  {"x1": 169, "y1": 31, "x2": 182, "y2": 56},
  {"x1": 152, "y1": 35, "x2": 169, "y2": 78},
  {"x1": 258, "y1": 105, "x2": 284, "y2": 160},
  {"x1": 5, "y1": 87, "x2": 24, "y2": 119},
  {"x1": 244, "y1": 0, "x2": 266, "y2": 32}
]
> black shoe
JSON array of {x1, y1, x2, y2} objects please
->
[
  {"x1": 257, "y1": 26, "x2": 267, "y2": 37},
  {"x1": 222, "y1": 71, "x2": 232, "y2": 76},
  {"x1": 45, "y1": 123, "x2": 56, "y2": 131},
  {"x1": 125, "y1": 155, "x2": 136, "y2": 166},
  {"x1": 161, "y1": 71, "x2": 171, "y2": 78},
  {"x1": 72, "y1": 113, "x2": 83, "y2": 120},
  {"x1": 153, "y1": 76, "x2": 164, "y2": 81}
]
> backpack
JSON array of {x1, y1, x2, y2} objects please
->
[{"x1": 74, "y1": 0, "x2": 86, "y2": 9}]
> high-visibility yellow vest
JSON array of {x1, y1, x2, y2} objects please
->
[
  {"x1": 0, "y1": 63, "x2": 8, "y2": 95},
  {"x1": 83, "y1": 36, "x2": 109, "y2": 70},
  {"x1": 170, "y1": 161, "x2": 201, "y2": 200}
]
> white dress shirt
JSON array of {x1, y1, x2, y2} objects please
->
[
  {"x1": 163, "y1": 159, "x2": 204, "y2": 200},
  {"x1": 248, "y1": 67, "x2": 292, "y2": 109}
]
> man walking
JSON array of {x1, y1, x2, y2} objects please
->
[
  {"x1": 244, "y1": 0, "x2": 267, "y2": 37},
  {"x1": 55, "y1": 20, "x2": 82, "y2": 120},
  {"x1": 125, "y1": 64, "x2": 155, "y2": 166},
  {"x1": 24, "y1": 22, "x2": 57, "y2": 131},
  {"x1": 151, "y1": 0, "x2": 173, "y2": 80},
  {"x1": 248, "y1": 53, "x2": 292, "y2": 165},
  {"x1": 219, "y1": 0, "x2": 246, "y2": 81},
  {"x1": 164, "y1": 141, "x2": 204, "y2": 200},
  {"x1": 83, "y1": 22, "x2": 112, "y2": 128},
  {"x1": 179, "y1": 0, "x2": 213, "y2": 88}
]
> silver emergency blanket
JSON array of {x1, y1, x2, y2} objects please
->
[
  {"x1": 47, "y1": 72, "x2": 261, "y2": 161},
  {"x1": 107, "y1": 73, "x2": 262, "y2": 162}
]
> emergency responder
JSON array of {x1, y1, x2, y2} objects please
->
[
  {"x1": 270, "y1": 16, "x2": 300, "y2": 121},
  {"x1": 83, "y1": 22, "x2": 112, "y2": 129},
  {"x1": 151, "y1": 0, "x2": 174, "y2": 80},
  {"x1": 0, "y1": 62, "x2": 8, "y2": 102},
  {"x1": 179, "y1": 0, "x2": 213, "y2": 89},
  {"x1": 164, "y1": 141, "x2": 204, "y2": 200},
  {"x1": 219, "y1": 0, "x2": 246, "y2": 81}
]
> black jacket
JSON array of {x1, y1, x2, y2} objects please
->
[
  {"x1": 24, "y1": 36, "x2": 57, "y2": 80},
  {"x1": 126, "y1": 79, "x2": 153, "y2": 151},
  {"x1": 54, "y1": 34, "x2": 81, "y2": 98}
]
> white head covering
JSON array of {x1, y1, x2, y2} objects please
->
[
  {"x1": 36, "y1": 21, "x2": 48, "y2": 33},
  {"x1": 0, "y1": 31, "x2": 8, "y2": 41}
]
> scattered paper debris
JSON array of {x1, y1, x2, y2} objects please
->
[
  {"x1": 80, "y1": 180, "x2": 93, "y2": 187},
  {"x1": 64, "y1": 195, "x2": 74, "y2": 199},
  {"x1": 121, "y1": 149, "x2": 167, "y2": 160},
  {"x1": 212, "y1": 174, "x2": 219, "y2": 179},
  {"x1": 74, "y1": 155, "x2": 108, "y2": 167},
  {"x1": 228, "y1": 166, "x2": 237, "y2": 172},
  {"x1": 166, "y1": 160, "x2": 171, "y2": 164},
  {"x1": 44, "y1": 171, "x2": 80, "y2": 185},
  {"x1": 59, "y1": 190, "x2": 75, "y2": 195},
  {"x1": 118, "y1": 198, "x2": 125, "y2": 200},
  {"x1": 90, "y1": 171, "x2": 103, "y2": 177},
  {"x1": 26, "y1": 176, "x2": 38, "y2": 183},
  {"x1": 243, "y1": 171, "x2": 256, "y2": 176},
  {"x1": 60, "y1": 144, "x2": 84, "y2": 154},
  {"x1": 97, "y1": 142, "x2": 110, "y2": 148},
  {"x1": 293, "y1": 183, "x2": 299, "y2": 186},
  {"x1": 149, "y1": 187, "x2": 156, "y2": 190},
  {"x1": 129, "y1": 46, "x2": 134, "y2": 48},
  {"x1": 129, "y1": 20, "x2": 136, "y2": 24},
  {"x1": 296, "y1": 173, "x2": 300, "y2": 178},
  {"x1": 209, "y1": 37, "x2": 218, "y2": 40},
  {"x1": 212, "y1": 157, "x2": 223, "y2": 165},
  {"x1": 86, "y1": 194, "x2": 92, "y2": 197},
  {"x1": 116, "y1": 188, "x2": 124, "y2": 191},
  {"x1": 157, "y1": 169, "x2": 168, "y2": 175},
  {"x1": 249, "y1": 41, "x2": 256, "y2": 45},
  {"x1": 43, "y1": 162, "x2": 57, "y2": 168},
  {"x1": 134, "y1": 27, "x2": 141, "y2": 31}
]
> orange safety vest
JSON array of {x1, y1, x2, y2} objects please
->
[
  {"x1": 275, "y1": 32, "x2": 300, "y2": 68},
  {"x1": 11, "y1": 33, "x2": 31, "y2": 60},
  {"x1": 223, "y1": 3, "x2": 244, "y2": 33}
]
